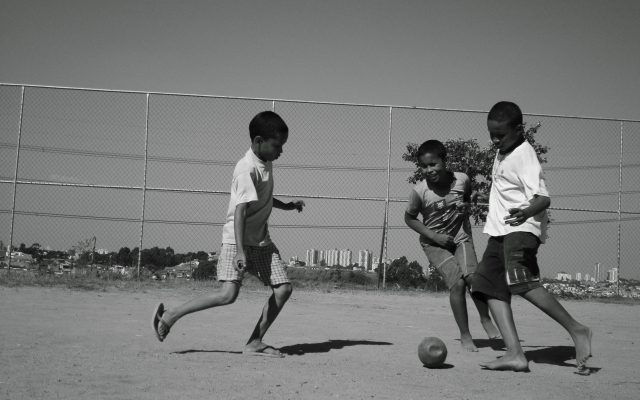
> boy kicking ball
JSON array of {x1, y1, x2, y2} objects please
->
[
  {"x1": 471, "y1": 101, "x2": 592, "y2": 374},
  {"x1": 405, "y1": 139, "x2": 501, "y2": 352},
  {"x1": 152, "y1": 111, "x2": 305, "y2": 357}
]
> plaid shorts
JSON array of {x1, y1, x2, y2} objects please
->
[
  {"x1": 421, "y1": 240, "x2": 477, "y2": 289},
  {"x1": 217, "y1": 243, "x2": 290, "y2": 286}
]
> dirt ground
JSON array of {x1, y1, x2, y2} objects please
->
[{"x1": 1, "y1": 285, "x2": 638, "y2": 400}]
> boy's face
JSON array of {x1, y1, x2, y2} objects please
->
[
  {"x1": 417, "y1": 152, "x2": 446, "y2": 183},
  {"x1": 254, "y1": 132, "x2": 288, "y2": 162},
  {"x1": 488, "y1": 119, "x2": 523, "y2": 153}
]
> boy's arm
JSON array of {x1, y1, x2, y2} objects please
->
[
  {"x1": 404, "y1": 212, "x2": 454, "y2": 247},
  {"x1": 405, "y1": 190, "x2": 454, "y2": 247},
  {"x1": 233, "y1": 203, "x2": 248, "y2": 273},
  {"x1": 505, "y1": 194, "x2": 550, "y2": 225},
  {"x1": 273, "y1": 198, "x2": 305, "y2": 212}
]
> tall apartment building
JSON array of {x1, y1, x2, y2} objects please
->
[
  {"x1": 326, "y1": 249, "x2": 339, "y2": 267},
  {"x1": 306, "y1": 249, "x2": 318, "y2": 266},
  {"x1": 358, "y1": 249, "x2": 372, "y2": 271},
  {"x1": 339, "y1": 249, "x2": 352, "y2": 267}
]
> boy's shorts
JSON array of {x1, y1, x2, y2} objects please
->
[
  {"x1": 471, "y1": 232, "x2": 542, "y2": 302},
  {"x1": 217, "y1": 243, "x2": 290, "y2": 287},
  {"x1": 421, "y1": 240, "x2": 477, "y2": 290}
]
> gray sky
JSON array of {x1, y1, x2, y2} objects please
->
[
  {"x1": 2, "y1": 0, "x2": 639, "y2": 119},
  {"x1": 1, "y1": 0, "x2": 639, "y2": 279}
]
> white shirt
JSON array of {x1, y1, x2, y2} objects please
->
[
  {"x1": 483, "y1": 141, "x2": 549, "y2": 242},
  {"x1": 221, "y1": 149, "x2": 273, "y2": 246}
]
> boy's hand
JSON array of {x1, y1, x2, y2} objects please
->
[
  {"x1": 505, "y1": 208, "x2": 529, "y2": 226},
  {"x1": 432, "y1": 233, "x2": 455, "y2": 247},
  {"x1": 290, "y1": 200, "x2": 305, "y2": 212},
  {"x1": 455, "y1": 201, "x2": 471, "y2": 213},
  {"x1": 233, "y1": 253, "x2": 247, "y2": 276}
]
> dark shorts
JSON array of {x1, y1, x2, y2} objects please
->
[
  {"x1": 471, "y1": 232, "x2": 542, "y2": 302},
  {"x1": 421, "y1": 241, "x2": 477, "y2": 290}
]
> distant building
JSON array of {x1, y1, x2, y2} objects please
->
[
  {"x1": 326, "y1": 249, "x2": 339, "y2": 266},
  {"x1": 306, "y1": 249, "x2": 318, "y2": 266},
  {"x1": 339, "y1": 249, "x2": 352, "y2": 267},
  {"x1": 358, "y1": 249, "x2": 372, "y2": 271},
  {"x1": 556, "y1": 272, "x2": 571, "y2": 281},
  {"x1": 608, "y1": 267, "x2": 619, "y2": 283},
  {"x1": 575, "y1": 272, "x2": 582, "y2": 281}
]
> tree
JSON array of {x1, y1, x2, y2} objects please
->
[
  {"x1": 192, "y1": 260, "x2": 217, "y2": 280},
  {"x1": 424, "y1": 265, "x2": 447, "y2": 292},
  {"x1": 386, "y1": 257, "x2": 426, "y2": 288},
  {"x1": 402, "y1": 122, "x2": 547, "y2": 224},
  {"x1": 117, "y1": 247, "x2": 131, "y2": 266}
]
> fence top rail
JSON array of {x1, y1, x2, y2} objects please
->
[{"x1": 2, "y1": 82, "x2": 638, "y2": 123}]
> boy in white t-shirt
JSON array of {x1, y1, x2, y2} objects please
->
[
  {"x1": 152, "y1": 111, "x2": 305, "y2": 358},
  {"x1": 405, "y1": 140, "x2": 500, "y2": 352},
  {"x1": 471, "y1": 101, "x2": 592, "y2": 374}
]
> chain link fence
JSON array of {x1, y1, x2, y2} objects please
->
[{"x1": 1, "y1": 84, "x2": 638, "y2": 287}]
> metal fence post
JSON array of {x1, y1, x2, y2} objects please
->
[
  {"x1": 7, "y1": 86, "x2": 26, "y2": 272},
  {"x1": 137, "y1": 93, "x2": 151, "y2": 280},
  {"x1": 378, "y1": 106, "x2": 393, "y2": 289},
  {"x1": 616, "y1": 121, "x2": 623, "y2": 295}
]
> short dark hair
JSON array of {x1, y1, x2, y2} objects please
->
[
  {"x1": 417, "y1": 139, "x2": 447, "y2": 161},
  {"x1": 249, "y1": 111, "x2": 288, "y2": 141},
  {"x1": 487, "y1": 101, "x2": 523, "y2": 128}
]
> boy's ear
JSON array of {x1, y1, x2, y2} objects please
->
[{"x1": 252, "y1": 135, "x2": 265, "y2": 144}]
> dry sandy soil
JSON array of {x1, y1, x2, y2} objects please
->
[{"x1": 1, "y1": 284, "x2": 638, "y2": 400}]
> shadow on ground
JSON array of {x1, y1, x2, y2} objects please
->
[
  {"x1": 171, "y1": 349, "x2": 243, "y2": 355},
  {"x1": 524, "y1": 345, "x2": 600, "y2": 374},
  {"x1": 472, "y1": 338, "x2": 506, "y2": 351},
  {"x1": 279, "y1": 339, "x2": 393, "y2": 355}
]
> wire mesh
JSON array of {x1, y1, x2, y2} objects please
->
[{"x1": 0, "y1": 83, "x2": 637, "y2": 287}]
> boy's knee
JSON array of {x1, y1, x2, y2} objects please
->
[
  {"x1": 274, "y1": 283, "x2": 292, "y2": 300},
  {"x1": 450, "y1": 278, "x2": 467, "y2": 293},
  {"x1": 220, "y1": 284, "x2": 240, "y2": 304}
]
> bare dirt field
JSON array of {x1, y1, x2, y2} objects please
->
[{"x1": 1, "y1": 284, "x2": 638, "y2": 400}]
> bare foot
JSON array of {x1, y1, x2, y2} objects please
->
[
  {"x1": 244, "y1": 340, "x2": 284, "y2": 358},
  {"x1": 481, "y1": 319, "x2": 501, "y2": 339},
  {"x1": 480, "y1": 353, "x2": 529, "y2": 372},
  {"x1": 461, "y1": 333, "x2": 478, "y2": 352},
  {"x1": 572, "y1": 326, "x2": 593, "y2": 374}
]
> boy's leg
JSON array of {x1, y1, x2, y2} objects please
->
[
  {"x1": 480, "y1": 296, "x2": 529, "y2": 372},
  {"x1": 161, "y1": 281, "x2": 240, "y2": 327},
  {"x1": 456, "y1": 241, "x2": 500, "y2": 339},
  {"x1": 424, "y1": 243, "x2": 477, "y2": 351},
  {"x1": 243, "y1": 243, "x2": 292, "y2": 357},
  {"x1": 152, "y1": 243, "x2": 242, "y2": 342},
  {"x1": 469, "y1": 292, "x2": 501, "y2": 339},
  {"x1": 245, "y1": 283, "x2": 292, "y2": 356},
  {"x1": 449, "y1": 278, "x2": 477, "y2": 351},
  {"x1": 504, "y1": 232, "x2": 592, "y2": 372},
  {"x1": 521, "y1": 287, "x2": 592, "y2": 369},
  {"x1": 472, "y1": 236, "x2": 528, "y2": 371}
]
